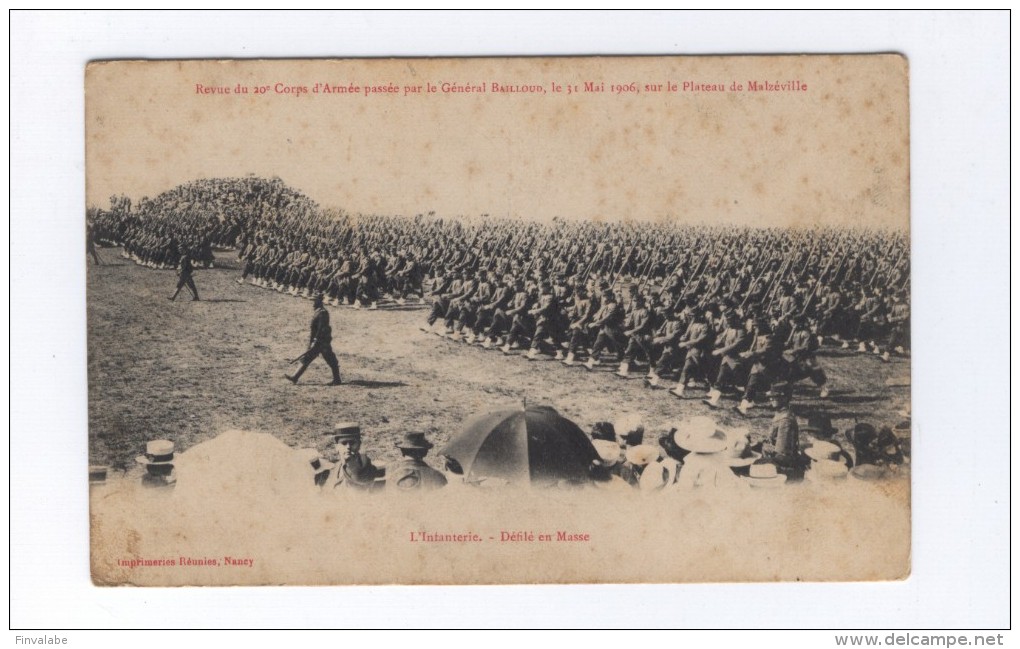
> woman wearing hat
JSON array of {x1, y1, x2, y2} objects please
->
[{"x1": 673, "y1": 417, "x2": 745, "y2": 490}]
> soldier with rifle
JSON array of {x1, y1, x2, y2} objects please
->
[
  {"x1": 286, "y1": 293, "x2": 342, "y2": 386},
  {"x1": 168, "y1": 248, "x2": 199, "y2": 302}
]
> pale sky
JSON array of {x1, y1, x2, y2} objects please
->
[{"x1": 86, "y1": 56, "x2": 909, "y2": 229}]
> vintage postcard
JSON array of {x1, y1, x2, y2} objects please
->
[{"x1": 86, "y1": 56, "x2": 910, "y2": 585}]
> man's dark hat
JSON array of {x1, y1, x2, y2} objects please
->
[
  {"x1": 801, "y1": 413, "x2": 837, "y2": 437},
  {"x1": 620, "y1": 429, "x2": 644, "y2": 447},
  {"x1": 397, "y1": 432, "x2": 433, "y2": 451},
  {"x1": 591, "y1": 421, "x2": 617, "y2": 442}
]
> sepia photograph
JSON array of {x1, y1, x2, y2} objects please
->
[
  {"x1": 10, "y1": 8, "x2": 1011, "y2": 635},
  {"x1": 86, "y1": 56, "x2": 911, "y2": 585}
]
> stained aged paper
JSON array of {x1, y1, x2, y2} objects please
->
[{"x1": 86, "y1": 56, "x2": 910, "y2": 585}]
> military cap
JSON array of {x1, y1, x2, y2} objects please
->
[
  {"x1": 397, "y1": 432, "x2": 433, "y2": 450},
  {"x1": 332, "y1": 422, "x2": 362, "y2": 441}
]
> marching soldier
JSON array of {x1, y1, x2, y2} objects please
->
[
  {"x1": 286, "y1": 293, "x2": 342, "y2": 385},
  {"x1": 669, "y1": 309, "x2": 714, "y2": 397},
  {"x1": 168, "y1": 249, "x2": 199, "y2": 301},
  {"x1": 617, "y1": 292, "x2": 653, "y2": 378},
  {"x1": 883, "y1": 290, "x2": 911, "y2": 360},
  {"x1": 704, "y1": 311, "x2": 749, "y2": 407},
  {"x1": 784, "y1": 314, "x2": 830, "y2": 398},
  {"x1": 584, "y1": 286, "x2": 625, "y2": 370},
  {"x1": 736, "y1": 316, "x2": 783, "y2": 416},
  {"x1": 645, "y1": 301, "x2": 687, "y2": 388}
]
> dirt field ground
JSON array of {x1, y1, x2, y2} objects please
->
[{"x1": 87, "y1": 247, "x2": 911, "y2": 472}]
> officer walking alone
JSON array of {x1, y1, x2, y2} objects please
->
[
  {"x1": 286, "y1": 293, "x2": 343, "y2": 385},
  {"x1": 168, "y1": 250, "x2": 199, "y2": 301}
]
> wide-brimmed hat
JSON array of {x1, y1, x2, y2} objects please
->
[
  {"x1": 805, "y1": 459, "x2": 849, "y2": 481},
  {"x1": 745, "y1": 462, "x2": 788, "y2": 488},
  {"x1": 397, "y1": 431, "x2": 434, "y2": 451},
  {"x1": 673, "y1": 416, "x2": 731, "y2": 454},
  {"x1": 850, "y1": 464, "x2": 887, "y2": 481},
  {"x1": 619, "y1": 428, "x2": 645, "y2": 447},
  {"x1": 804, "y1": 440, "x2": 843, "y2": 462},
  {"x1": 591, "y1": 421, "x2": 617, "y2": 442},
  {"x1": 722, "y1": 428, "x2": 760, "y2": 467},
  {"x1": 592, "y1": 439, "x2": 624, "y2": 466},
  {"x1": 135, "y1": 439, "x2": 175, "y2": 466},
  {"x1": 638, "y1": 458, "x2": 680, "y2": 492},
  {"x1": 615, "y1": 413, "x2": 644, "y2": 446},
  {"x1": 624, "y1": 444, "x2": 662, "y2": 467},
  {"x1": 801, "y1": 413, "x2": 838, "y2": 437},
  {"x1": 332, "y1": 422, "x2": 362, "y2": 441}
]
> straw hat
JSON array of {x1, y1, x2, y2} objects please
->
[
  {"x1": 135, "y1": 439, "x2": 175, "y2": 466},
  {"x1": 850, "y1": 464, "x2": 887, "y2": 481},
  {"x1": 721, "y1": 426, "x2": 758, "y2": 467},
  {"x1": 804, "y1": 440, "x2": 843, "y2": 462},
  {"x1": 592, "y1": 439, "x2": 624, "y2": 466},
  {"x1": 332, "y1": 422, "x2": 361, "y2": 441},
  {"x1": 624, "y1": 444, "x2": 662, "y2": 466},
  {"x1": 638, "y1": 458, "x2": 680, "y2": 492},
  {"x1": 673, "y1": 416, "x2": 731, "y2": 454},
  {"x1": 615, "y1": 413, "x2": 645, "y2": 446},
  {"x1": 744, "y1": 462, "x2": 787, "y2": 488}
]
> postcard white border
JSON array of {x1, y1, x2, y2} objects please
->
[{"x1": 9, "y1": 9, "x2": 1011, "y2": 632}]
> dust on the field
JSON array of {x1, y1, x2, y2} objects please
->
[{"x1": 87, "y1": 249, "x2": 911, "y2": 471}]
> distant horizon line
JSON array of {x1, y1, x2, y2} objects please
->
[{"x1": 86, "y1": 174, "x2": 910, "y2": 232}]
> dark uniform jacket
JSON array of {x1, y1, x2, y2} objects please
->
[
  {"x1": 387, "y1": 458, "x2": 448, "y2": 491},
  {"x1": 330, "y1": 454, "x2": 385, "y2": 491},
  {"x1": 310, "y1": 307, "x2": 332, "y2": 346}
]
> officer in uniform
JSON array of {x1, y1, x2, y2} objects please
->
[
  {"x1": 328, "y1": 422, "x2": 385, "y2": 491},
  {"x1": 387, "y1": 432, "x2": 448, "y2": 491},
  {"x1": 168, "y1": 249, "x2": 199, "y2": 301},
  {"x1": 286, "y1": 293, "x2": 342, "y2": 385}
]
